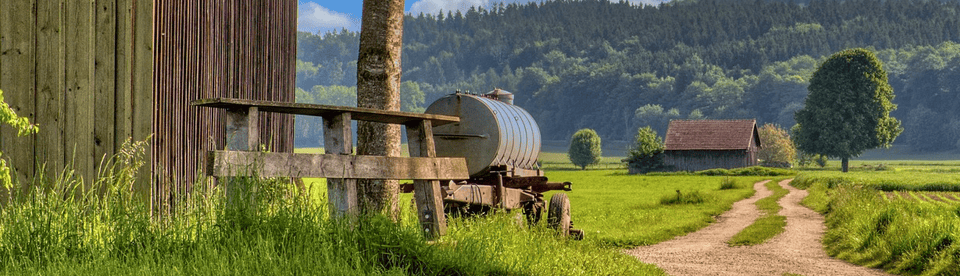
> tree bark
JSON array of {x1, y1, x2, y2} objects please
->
[
  {"x1": 841, "y1": 157, "x2": 849, "y2": 173},
  {"x1": 356, "y1": 0, "x2": 405, "y2": 220}
]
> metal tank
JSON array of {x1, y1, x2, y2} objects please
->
[{"x1": 424, "y1": 90, "x2": 541, "y2": 177}]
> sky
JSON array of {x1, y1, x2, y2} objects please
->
[{"x1": 299, "y1": 0, "x2": 672, "y2": 35}]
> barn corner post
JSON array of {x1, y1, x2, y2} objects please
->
[{"x1": 356, "y1": 0, "x2": 405, "y2": 220}]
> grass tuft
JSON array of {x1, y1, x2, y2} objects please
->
[
  {"x1": 719, "y1": 177, "x2": 739, "y2": 190},
  {"x1": 728, "y1": 180, "x2": 790, "y2": 246},
  {"x1": 660, "y1": 190, "x2": 706, "y2": 205}
]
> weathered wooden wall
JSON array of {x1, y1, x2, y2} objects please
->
[
  {"x1": 152, "y1": 0, "x2": 297, "y2": 211},
  {"x1": 0, "y1": 0, "x2": 154, "y2": 192},
  {"x1": 0, "y1": 0, "x2": 297, "y2": 209},
  {"x1": 664, "y1": 150, "x2": 757, "y2": 172}
]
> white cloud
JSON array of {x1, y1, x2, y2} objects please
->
[
  {"x1": 298, "y1": 2, "x2": 360, "y2": 34},
  {"x1": 407, "y1": 0, "x2": 671, "y2": 16}
]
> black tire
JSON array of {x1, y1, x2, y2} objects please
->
[{"x1": 548, "y1": 193, "x2": 571, "y2": 237}]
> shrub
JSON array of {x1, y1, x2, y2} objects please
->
[
  {"x1": 758, "y1": 123, "x2": 796, "y2": 165},
  {"x1": 568, "y1": 129, "x2": 602, "y2": 170},
  {"x1": 623, "y1": 126, "x2": 666, "y2": 174}
]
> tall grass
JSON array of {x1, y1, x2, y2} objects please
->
[
  {"x1": 794, "y1": 173, "x2": 960, "y2": 275},
  {"x1": 0, "y1": 142, "x2": 660, "y2": 275}
]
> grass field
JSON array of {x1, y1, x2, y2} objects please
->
[{"x1": 792, "y1": 160, "x2": 960, "y2": 275}]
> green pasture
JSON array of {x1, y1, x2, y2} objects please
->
[{"x1": 793, "y1": 160, "x2": 960, "y2": 275}]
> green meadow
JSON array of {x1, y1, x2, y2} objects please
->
[{"x1": 4, "y1": 144, "x2": 957, "y2": 275}]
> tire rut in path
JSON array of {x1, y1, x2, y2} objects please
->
[{"x1": 625, "y1": 179, "x2": 890, "y2": 276}]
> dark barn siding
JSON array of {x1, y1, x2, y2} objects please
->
[
  {"x1": 153, "y1": 0, "x2": 296, "y2": 212},
  {"x1": 664, "y1": 150, "x2": 757, "y2": 172}
]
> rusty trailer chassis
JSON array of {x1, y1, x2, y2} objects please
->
[{"x1": 401, "y1": 165, "x2": 584, "y2": 239}]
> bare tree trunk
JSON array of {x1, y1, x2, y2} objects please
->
[
  {"x1": 356, "y1": 0, "x2": 404, "y2": 220},
  {"x1": 841, "y1": 157, "x2": 849, "y2": 173}
]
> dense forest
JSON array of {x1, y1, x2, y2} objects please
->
[{"x1": 295, "y1": 0, "x2": 960, "y2": 153}]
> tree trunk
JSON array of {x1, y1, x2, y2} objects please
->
[
  {"x1": 356, "y1": 0, "x2": 405, "y2": 220},
  {"x1": 841, "y1": 157, "x2": 849, "y2": 173}
]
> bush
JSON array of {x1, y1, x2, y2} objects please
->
[
  {"x1": 758, "y1": 123, "x2": 796, "y2": 165},
  {"x1": 568, "y1": 129, "x2": 602, "y2": 170},
  {"x1": 694, "y1": 166, "x2": 796, "y2": 176},
  {"x1": 623, "y1": 126, "x2": 667, "y2": 174}
]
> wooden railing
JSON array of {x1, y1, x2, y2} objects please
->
[{"x1": 193, "y1": 98, "x2": 469, "y2": 239}]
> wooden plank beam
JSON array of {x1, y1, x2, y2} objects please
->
[
  {"x1": 35, "y1": 0, "x2": 65, "y2": 181},
  {"x1": 64, "y1": 0, "x2": 96, "y2": 187},
  {"x1": 206, "y1": 151, "x2": 469, "y2": 180},
  {"x1": 0, "y1": 0, "x2": 38, "y2": 186},
  {"x1": 406, "y1": 120, "x2": 447, "y2": 239},
  {"x1": 323, "y1": 113, "x2": 357, "y2": 218},
  {"x1": 192, "y1": 97, "x2": 459, "y2": 127}
]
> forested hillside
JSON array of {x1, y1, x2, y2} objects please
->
[{"x1": 296, "y1": 0, "x2": 960, "y2": 153}]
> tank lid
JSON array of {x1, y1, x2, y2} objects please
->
[{"x1": 484, "y1": 88, "x2": 514, "y2": 105}]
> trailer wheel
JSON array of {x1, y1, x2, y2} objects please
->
[{"x1": 548, "y1": 193, "x2": 571, "y2": 237}]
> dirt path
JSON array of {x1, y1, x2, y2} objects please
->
[{"x1": 625, "y1": 179, "x2": 890, "y2": 276}]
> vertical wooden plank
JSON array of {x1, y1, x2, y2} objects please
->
[
  {"x1": 64, "y1": 0, "x2": 97, "y2": 187},
  {"x1": 0, "y1": 0, "x2": 38, "y2": 187},
  {"x1": 132, "y1": 0, "x2": 153, "y2": 201},
  {"x1": 35, "y1": 0, "x2": 65, "y2": 181},
  {"x1": 114, "y1": 0, "x2": 132, "y2": 148},
  {"x1": 405, "y1": 120, "x2": 447, "y2": 240},
  {"x1": 323, "y1": 112, "x2": 357, "y2": 218},
  {"x1": 95, "y1": 0, "x2": 117, "y2": 172}
]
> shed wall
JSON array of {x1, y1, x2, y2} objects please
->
[
  {"x1": 0, "y1": 0, "x2": 154, "y2": 195},
  {"x1": 152, "y1": 0, "x2": 297, "y2": 212},
  {"x1": 664, "y1": 150, "x2": 757, "y2": 171},
  {"x1": 0, "y1": 1, "x2": 296, "y2": 210}
]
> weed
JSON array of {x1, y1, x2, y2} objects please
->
[
  {"x1": 660, "y1": 190, "x2": 706, "y2": 205},
  {"x1": 719, "y1": 177, "x2": 738, "y2": 190}
]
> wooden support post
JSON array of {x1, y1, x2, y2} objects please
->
[
  {"x1": 223, "y1": 106, "x2": 259, "y2": 209},
  {"x1": 225, "y1": 107, "x2": 259, "y2": 151},
  {"x1": 323, "y1": 112, "x2": 358, "y2": 218},
  {"x1": 406, "y1": 120, "x2": 447, "y2": 239}
]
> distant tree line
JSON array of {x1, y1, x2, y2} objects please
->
[{"x1": 297, "y1": 0, "x2": 960, "y2": 152}]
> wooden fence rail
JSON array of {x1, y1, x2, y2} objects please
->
[{"x1": 194, "y1": 98, "x2": 468, "y2": 240}]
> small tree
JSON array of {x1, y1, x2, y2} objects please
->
[
  {"x1": 568, "y1": 129, "x2": 602, "y2": 170},
  {"x1": 624, "y1": 126, "x2": 665, "y2": 174},
  {"x1": 757, "y1": 123, "x2": 796, "y2": 167},
  {"x1": 794, "y1": 48, "x2": 902, "y2": 172}
]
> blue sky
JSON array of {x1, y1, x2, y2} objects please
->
[{"x1": 299, "y1": 0, "x2": 672, "y2": 35}]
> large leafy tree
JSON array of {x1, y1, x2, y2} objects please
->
[
  {"x1": 793, "y1": 48, "x2": 902, "y2": 172},
  {"x1": 568, "y1": 129, "x2": 602, "y2": 170}
]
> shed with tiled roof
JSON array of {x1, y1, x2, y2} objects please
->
[{"x1": 663, "y1": 119, "x2": 762, "y2": 171}]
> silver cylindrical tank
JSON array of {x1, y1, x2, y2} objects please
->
[{"x1": 425, "y1": 93, "x2": 541, "y2": 177}]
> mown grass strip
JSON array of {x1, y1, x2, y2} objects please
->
[{"x1": 727, "y1": 179, "x2": 790, "y2": 246}]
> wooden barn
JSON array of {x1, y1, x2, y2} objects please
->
[
  {"x1": 0, "y1": 1, "x2": 297, "y2": 211},
  {"x1": 663, "y1": 119, "x2": 762, "y2": 171}
]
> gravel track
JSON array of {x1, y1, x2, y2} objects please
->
[{"x1": 625, "y1": 179, "x2": 890, "y2": 276}]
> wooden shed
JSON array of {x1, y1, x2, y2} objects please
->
[
  {"x1": 663, "y1": 119, "x2": 762, "y2": 172},
  {"x1": 0, "y1": 1, "x2": 297, "y2": 210}
]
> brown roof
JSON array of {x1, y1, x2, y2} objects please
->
[{"x1": 664, "y1": 119, "x2": 761, "y2": 151}]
